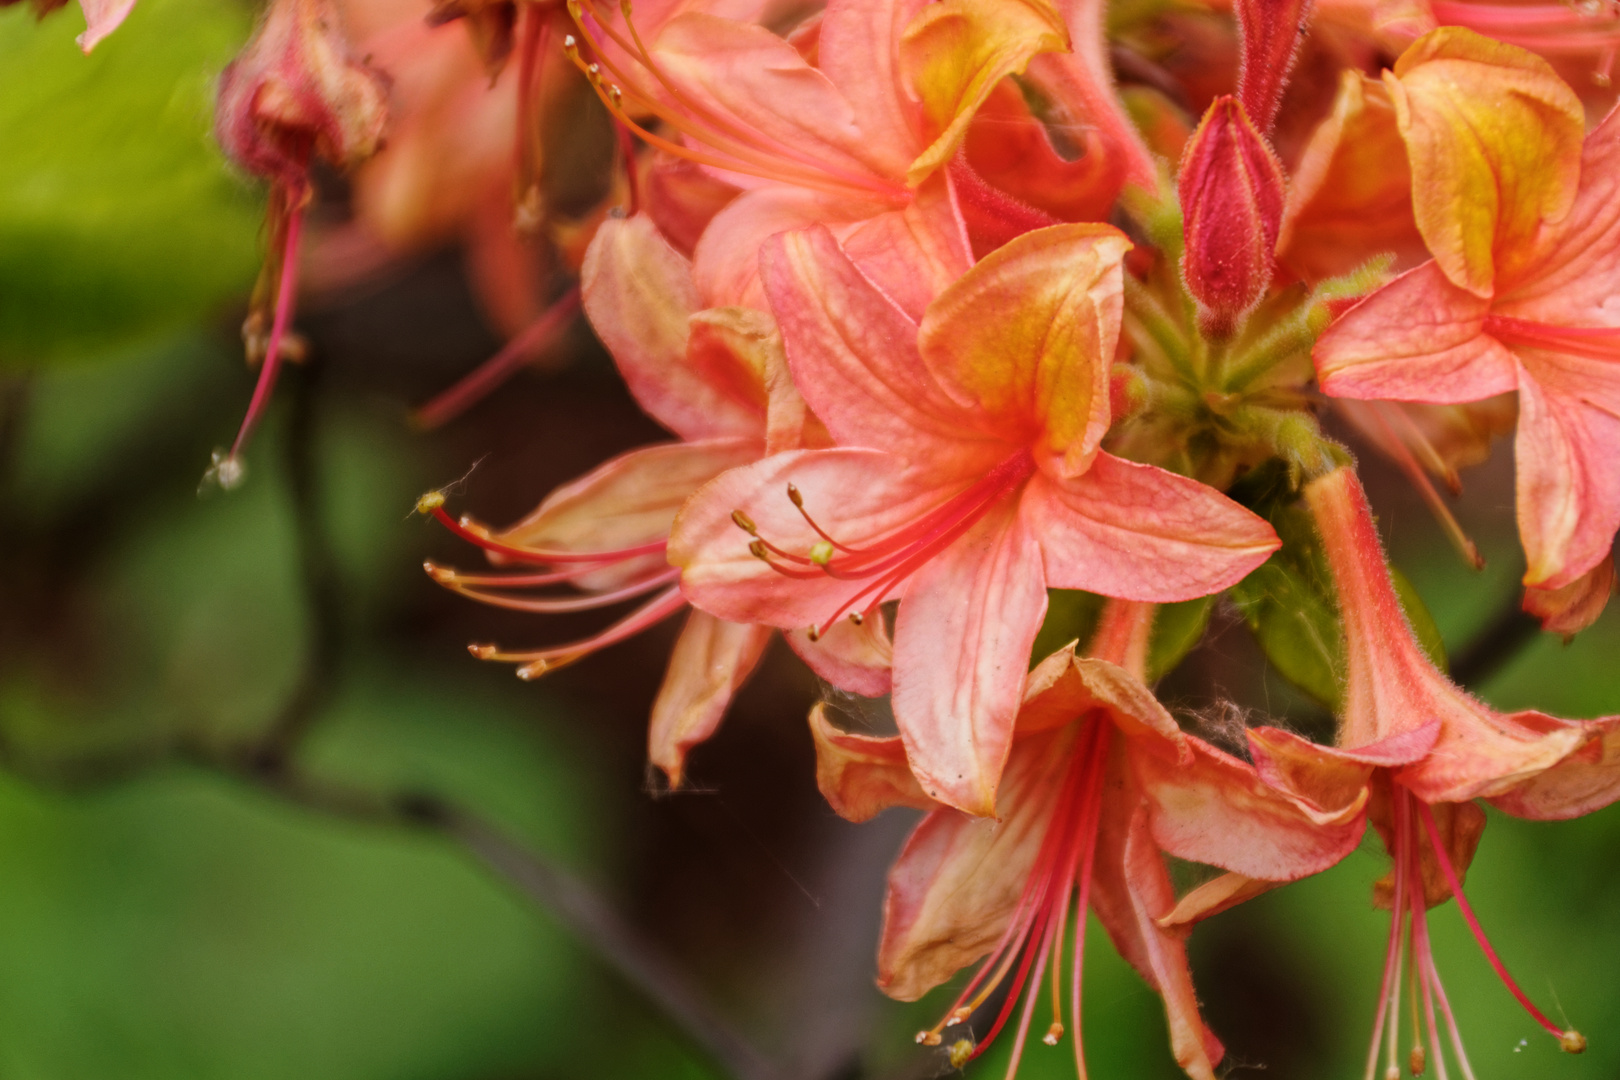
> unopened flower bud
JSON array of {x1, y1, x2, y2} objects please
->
[
  {"x1": 214, "y1": 0, "x2": 390, "y2": 187},
  {"x1": 1178, "y1": 96, "x2": 1285, "y2": 339}
]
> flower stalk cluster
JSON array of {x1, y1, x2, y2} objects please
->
[{"x1": 30, "y1": 0, "x2": 1620, "y2": 1072}]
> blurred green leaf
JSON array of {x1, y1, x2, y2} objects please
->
[
  {"x1": 1147, "y1": 596, "x2": 1212, "y2": 682},
  {"x1": 1031, "y1": 589, "x2": 1107, "y2": 665},
  {"x1": 0, "y1": 0, "x2": 260, "y2": 365}
]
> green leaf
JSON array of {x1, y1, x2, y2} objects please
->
[
  {"x1": 0, "y1": 0, "x2": 260, "y2": 365},
  {"x1": 1147, "y1": 595, "x2": 1213, "y2": 682},
  {"x1": 1227, "y1": 468, "x2": 1451, "y2": 708},
  {"x1": 1031, "y1": 588, "x2": 1106, "y2": 667}
]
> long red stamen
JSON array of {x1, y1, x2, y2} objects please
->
[
  {"x1": 413, "y1": 288, "x2": 582, "y2": 430},
  {"x1": 752, "y1": 453, "x2": 1035, "y2": 637},
  {"x1": 1432, "y1": 0, "x2": 1619, "y2": 32},
  {"x1": 423, "y1": 561, "x2": 626, "y2": 588},
  {"x1": 915, "y1": 717, "x2": 1112, "y2": 1078},
  {"x1": 1414, "y1": 799, "x2": 1581, "y2": 1047},
  {"x1": 470, "y1": 583, "x2": 687, "y2": 677},
  {"x1": 230, "y1": 183, "x2": 306, "y2": 464},
  {"x1": 429, "y1": 505, "x2": 667, "y2": 564},
  {"x1": 436, "y1": 566, "x2": 679, "y2": 613}
]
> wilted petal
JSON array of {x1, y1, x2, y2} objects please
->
[
  {"x1": 583, "y1": 217, "x2": 766, "y2": 440},
  {"x1": 1314, "y1": 261, "x2": 1517, "y2": 403},
  {"x1": 808, "y1": 704, "x2": 934, "y2": 822},
  {"x1": 876, "y1": 725, "x2": 1071, "y2": 1000},
  {"x1": 892, "y1": 495, "x2": 1047, "y2": 815},
  {"x1": 1385, "y1": 27, "x2": 1583, "y2": 296},
  {"x1": 1024, "y1": 454, "x2": 1279, "y2": 602},
  {"x1": 918, "y1": 224, "x2": 1127, "y2": 479},
  {"x1": 649, "y1": 613, "x2": 773, "y2": 787},
  {"x1": 1160, "y1": 872, "x2": 1284, "y2": 928}
]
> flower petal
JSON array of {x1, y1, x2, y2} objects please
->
[
  {"x1": 499, "y1": 438, "x2": 761, "y2": 590},
  {"x1": 817, "y1": 0, "x2": 931, "y2": 165},
  {"x1": 692, "y1": 185, "x2": 885, "y2": 309},
  {"x1": 1513, "y1": 360, "x2": 1620, "y2": 589},
  {"x1": 875, "y1": 726, "x2": 1072, "y2": 1000},
  {"x1": 649, "y1": 612, "x2": 773, "y2": 787},
  {"x1": 650, "y1": 13, "x2": 908, "y2": 185},
  {"x1": 670, "y1": 447, "x2": 958, "y2": 627},
  {"x1": 787, "y1": 616, "x2": 894, "y2": 697},
  {"x1": 899, "y1": 0, "x2": 1070, "y2": 185},
  {"x1": 1137, "y1": 735, "x2": 1370, "y2": 882},
  {"x1": 1089, "y1": 797, "x2": 1223, "y2": 1080},
  {"x1": 1385, "y1": 28, "x2": 1583, "y2": 296},
  {"x1": 76, "y1": 0, "x2": 139, "y2": 52},
  {"x1": 1313, "y1": 260, "x2": 1517, "y2": 404},
  {"x1": 582, "y1": 216, "x2": 765, "y2": 440},
  {"x1": 1278, "y1": 71, "x2": 1427, "y2": 282},
  {"x1": 1486, "y1": 717, "x2": 1620, "y2": 820},
  {"x1": 808, "y1": 703, "x2": 934, "y2": 822},
  {"x1": 1159, "y1": 872, "x2": 1284, "y2": 928},
  {"x1": 839, "y1": 172, "x2": 973, "y2": 322},
  {"x1": 891, "y1": 495, "x2": 1048, "y2": 816},
  {"x1": 1024, "y1": 456, "x2": 1280, "y2": 602},
  {"x1": 918, "y1": 224, "x2": 1128, "y2": 478},
  {"x1": 760, "y1": 225, "x2": 1000, "y2": 463}
]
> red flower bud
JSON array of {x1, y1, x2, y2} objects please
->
[
  {"x1": 1235, "y1": 0, "x2": 1315, "y2": 135},
  {"x1": 1177, "y1": 96, "x2": 1285, "y2": 338},
  {"x1": 214, "y1": 0, "x2": 389, "y2": 189}
]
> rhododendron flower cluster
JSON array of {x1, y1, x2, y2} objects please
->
[{"x1": 30, "y1": 0, "x2": 1620, "y2": 1072}]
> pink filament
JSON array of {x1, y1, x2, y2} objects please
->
[
  {"x1": 413, "y1": 288, "x2": 582, "y2": 430},
  {"x1": 230, "y1": 186, "x2": 306, "y2": 460},
  {"x1": 1414, "y1": 799, "x2": 1566, "y2": 1040}
]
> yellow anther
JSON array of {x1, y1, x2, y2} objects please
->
[
  {"x1": 1561, "y1": 1030, "x2": 1587, "y2": 1054},
  {"x1": 849, "y1": 611, "x2": 863, "y2": 626},
  {"x1": 787, "y1": 483, "x2": 804, "y2": 507},
  {"x1": 468, "y1": 644, "x2": 498, "y2": 659},
  {"x1": 1409, "y1": 1045, "x2": 1426, "y2": 1076},
  {"x1": 947, "y1": 1007, "x2": 971, "y2": 1026},
  {"x1": 914, "y1": 1030, "x2": 942, "y2": 1047},
  {"x1": 809, "y1": 540, "x2": 835, "y2": 565},
  {"x1": 947, "y1": 1039, "x2": 974, "y2": 1069},
  {"x1": 1043, "y1": 1022, "x2": 1064, "y2": 1046},
  {"x1": 415, "y1": 490, "x2": 446, "y2": 514},
  {"x1": 423, "y1": 560, "x2": 454, "y2": 583},
  {"x1": 1383, "y1": 1067, "x2": 1399, "y2": 1080},
  {"x1": 732, "y1": 510, "x2": 758, "y2": 534},
  {"x1": 749, "y1": 539, "x2": 769, "y2": 560},
  {"x1": 806, "y1": 624, "x2": 821, "y2": 642}
]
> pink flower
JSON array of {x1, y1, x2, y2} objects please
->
[
  {"x1": 811, "y1": 600, "x2": 1364, "y2": 1079},
  {"x1": 561, "y1": 0, "x2": 1066, "y2": 311},
  {"x1": 1171, "y1": 468, "x2": 1619, "y2": 1073},
  {"x1": 423, "y1": 215, "x2": 886, "y2": 786},
  {"x1": 671, "y1": 223, "x2": 1279, "y2": 814},
  {"x1": 1316, "y1": 36, "x2": 1620, "y2": 603}
]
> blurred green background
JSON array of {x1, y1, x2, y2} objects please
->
[{"x1": 1, "y1": 1, "x2": 1617, "y2": 1078}]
